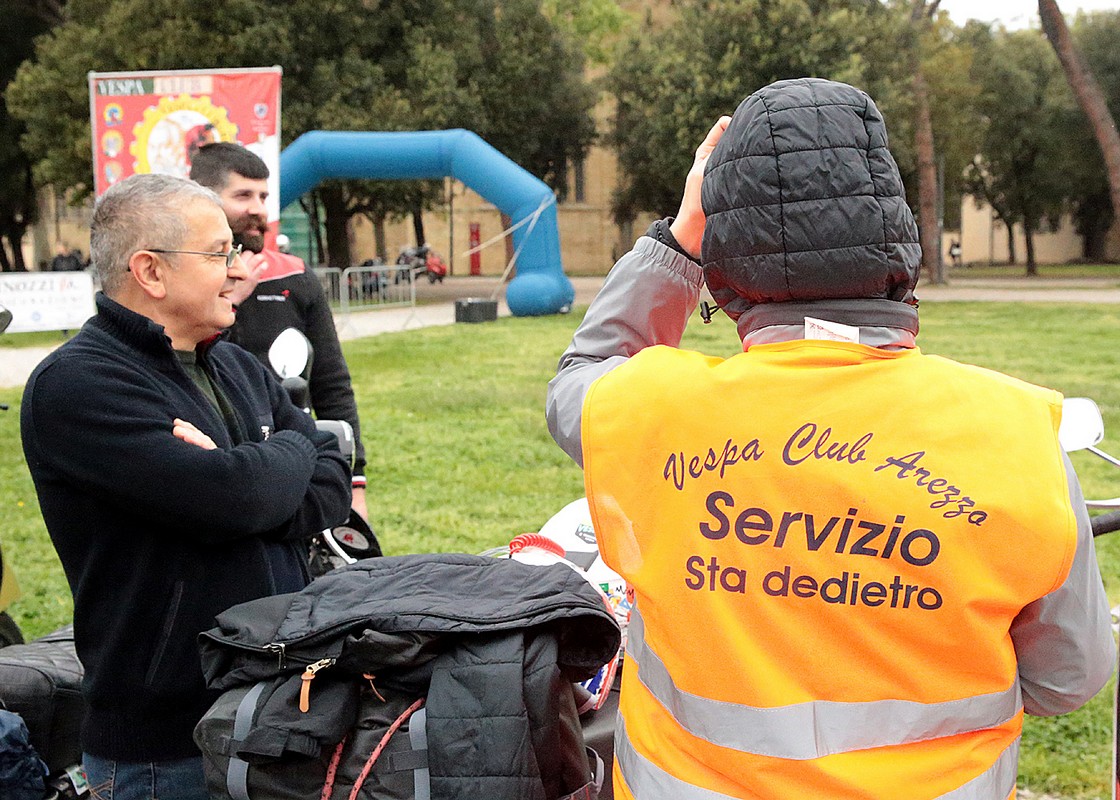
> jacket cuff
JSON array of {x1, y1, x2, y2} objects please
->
[{"x1": 645, "y1": 217, "x2": 696, "y2": 262}]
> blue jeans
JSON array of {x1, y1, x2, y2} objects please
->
[{"x1": 84, "y1": 753, "x2": 209, "y2": 800}]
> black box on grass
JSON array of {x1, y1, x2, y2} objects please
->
[{"x1": 455, "y1": 298, "x2": 498, "y2": 323}]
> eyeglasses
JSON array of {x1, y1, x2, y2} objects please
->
[{"x1": 140, "y1": 243, "x2": 243, "y2": 270}]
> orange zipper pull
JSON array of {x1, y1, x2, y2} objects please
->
[{"x1": 299, "y1": 658, "x2": 335, "y2": 713}]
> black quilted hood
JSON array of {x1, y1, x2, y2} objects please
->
[{"x1": 701, "y1": 78, "x2": 921, "y2": 321}]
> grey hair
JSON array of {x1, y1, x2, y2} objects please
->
[{"x1": 92, "y1": 173, "x2": 222, "y2": 296}]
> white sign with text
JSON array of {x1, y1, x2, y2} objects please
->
[{"x1": 0, "y1": 272, "x2": 96, "y2": 333}]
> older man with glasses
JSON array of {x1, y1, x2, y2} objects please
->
[{"x1": 20, "y1": 173, "x2": 352, "y2": 800}]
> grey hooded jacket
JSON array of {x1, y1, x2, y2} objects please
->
[
  {"x1": 701, "y1": 79, "x2": 920, "y2": 319},
  {"x1": 546, "y1": 78, "x2": 1113, "y2": 731}
]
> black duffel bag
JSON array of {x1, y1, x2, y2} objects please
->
[{"x1": 0, "y1": 625, "x2": 86, "y2": 775}]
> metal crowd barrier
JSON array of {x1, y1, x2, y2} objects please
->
[
  {"x1": 313, "y1": 267, "x2": 343, "y2": 309},
  {"x1": 312, "y1": 265, "x2": 416, "y2": 313}
]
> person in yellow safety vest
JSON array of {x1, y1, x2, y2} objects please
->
[{"x1": 545, "y1": 78, "x2": 1114, "y2": 800}]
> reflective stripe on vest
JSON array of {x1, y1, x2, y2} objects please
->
[
  {"x1": 615, "y1": 715, "x2": 1020, "y2": 800},
  {"x1": 627, "y1": 605, "x2": 1022, "y2": 759}
]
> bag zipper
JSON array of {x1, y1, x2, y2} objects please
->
[
  {"x1": 265, "y1": 642, "x2": 287, "y2": 670},
  {"x1": 299, "y1": 657, "x2": 336, "y2": 712}
]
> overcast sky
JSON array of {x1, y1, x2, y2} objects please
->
[{"x1": 938, "y1": 0, "x2": 1119, "y2": 28}]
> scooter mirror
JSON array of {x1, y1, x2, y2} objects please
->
[
  {"x1": 0, "y1": 304, "x2": 11, "y2": 335},
  {"x1": 268, "y1": 327, "x2": 311, "y2": 380},
  {"x1": 1059, "y1": 397, "x2": 1105, "y2": 452},
  {"x1": 315, "y1": 419, "x2": 356, "y2": 466}
]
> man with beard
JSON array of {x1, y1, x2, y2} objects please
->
[
  {"x1": 21, "y1": 174, "x2": 351, "y2": 799},
  {"x1": 190, "y1": 143, "x2": 368, "y2": 518}
]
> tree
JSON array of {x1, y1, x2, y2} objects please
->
[
  {"x1": 7, "y1": 0, "x2": 290, "y2": 196},
  {"x1": 920, "y1": 15, "x2": 983, "y2": 235},
  {"x1": 906, "y1": 0, "x2": 945, "y2": 284},
  {"x1": 884, "y1": 2, "x2": 985, "y2": 281},
  {"x1": 1058, "y1": 10, "x2": 1120, "y2": 260},
  {"x1": 265, "y1": 0, "x2": 478, "y2": 266},
  {"x1": 606, "y1": 0, "x2": 911, "y2": 226},
  {"x1": 1039, "y1": 0, "x2": 1120, "y2": 254},
  {"x1": 541, "y1": 0, "x2": 628, "y2": 67},
  {"x1": 966, "y1": 28, "x2": 1067, "y2": 274},
  {"x1": 298, "y1": 0, "x2": 598, "y2": 267},
  {"x1": 472, "y1": 0, "x2": 597, "y2": 200},
  {"x1": 7, "y1": 0, "x2": 598, "y2": 268},
  {"x1": 0, "y1": 2, "x2": 55, "y2": 270},
  {"x1": 7, "y1": 1, "x2": 65, "y2": 26}
]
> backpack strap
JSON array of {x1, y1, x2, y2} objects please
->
[
  {"x1": 328, "y1": 697, "x2": 426, "y2": 800},
  {"x1": 225, "y1": 680, "x2": 268, "y2": 800},
  {"x1": 371, "y1": 706, "x2": 430, "y2": 796},
  {"x1": 407, "y1": 706, "x2": 430, "y2": 800}
]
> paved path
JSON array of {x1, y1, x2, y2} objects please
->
[
  {"x1": 914, "y1": 275, "x2": 1120, "y2": 304},
  {"x1": 0, "y1": 276, "x2": 601, "y2": 390},
  {"x1": 2, "y1": 274, "x2": 1118, "y2": 390}
]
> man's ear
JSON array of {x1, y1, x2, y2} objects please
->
[{"x1": 128, "y1": 250, "x2": 168, "y2": 300}]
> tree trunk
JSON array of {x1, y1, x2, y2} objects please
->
[
  {"x1": 0, "y1": 237, "x2": 11, "y2": 271},
  {"x1": 27, "y1": 0, "x2": 66, "y2": 25},
  {"x1": 912, "y1": 71, "x2": 944, "y2": 284},
  {"x1": 500, "y1": 213, "x2": 517, "y2": 279},
  {"x1": 1, "y1": 230, "x2": 27, "y2": 271},
  {"x1": 1040, "y1": 0, "x2": 1120, "y2": 235},
  {"x1": 1006, "y1": 226, "x2": 1017, "y2": 265},
  {"x1": 909, "y1": 0, "x2": 945, "y2": 285},
  {"x1": 373, "y1": 214, "x2": 388, "y2": 262},
  {"x1": 1084, "y1": 221, "x2": 1106, "y2": 260},
  {"x1": 300, "y1": 194, "x2": 326, "y2": 265},
  {"x1": 412, "y1": 199, "x2": 426, "y2": 247},
  {"x1": 1024, "y1": 225, "x2": 1038, "y2": 275},
  {"x1": 319, "y1": 184, "x2": 352, "y2": 269},
  {"x1": 615, "y1": 220, "x2": 635, "y2": 264},
  {"x1": 11, "y1": 235, "x2": 26, "y2": 271}
]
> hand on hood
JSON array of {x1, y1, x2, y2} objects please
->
[{"x1": 670, "y1": 115, "x2": 732, "y2": 259}]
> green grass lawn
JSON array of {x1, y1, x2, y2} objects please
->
[
  {"x1": 950, "y1": 262, "x2": 1120, "y2": 280},
  {"x1": 2, "y1": 300, "x2": 1119, "y2": 797},
  {"x1": 0, "y1": 329, "x2": 76, "y2": 349}
]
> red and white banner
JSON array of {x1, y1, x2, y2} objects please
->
[{"x1": 88, "y1": 67, "x2": 282, "y2": 224}]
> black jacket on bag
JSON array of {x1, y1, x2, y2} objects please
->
[
  {"x1": 20, "y1": 293, "x2": 352, "y2": 762},
  {"x1": 197, "y1": 553, "x2": 621, "y2": 800}
]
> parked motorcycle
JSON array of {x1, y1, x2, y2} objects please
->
[
  {"x1": 482, "y1": 497, "x2": 627, "y2": 799},
  {"x1": 267, "y1": 328, "x2": 381, "y2": 575},
  {"x1": 1059, "y1": 396, "x2": 1120, "y2": 536},
  {"x1": 1058, "y1": 396, "x2": 1120, "y2": 800},
  {"x1": 395, "y1": 244, "x2": 448, "y2": 284}
]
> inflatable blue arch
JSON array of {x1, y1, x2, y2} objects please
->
[{"x1": 279, "y1": 130, "x2": 574, "y2": 316}]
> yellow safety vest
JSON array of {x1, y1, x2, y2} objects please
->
[{"x1": 582, "y1": 340, "x2": 1075, "y2": 800}]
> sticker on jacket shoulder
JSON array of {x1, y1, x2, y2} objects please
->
[
  {"x1": 256, "y1": 294, "x2": 288, "y2": 302},
  {"x1": 805, "y1": 317, "x2": 859, "y2": 343}
]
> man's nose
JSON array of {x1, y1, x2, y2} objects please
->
[
  {"x1": 249, "y1": 194, "x2": 267, "y2": 216},
  {"x1": 228, "y1": 250, "x2": 250, "y2": 280}
]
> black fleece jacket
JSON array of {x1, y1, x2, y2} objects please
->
[{"x1": 20, "y1": 293, "x2": 351, "y2": 762}]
